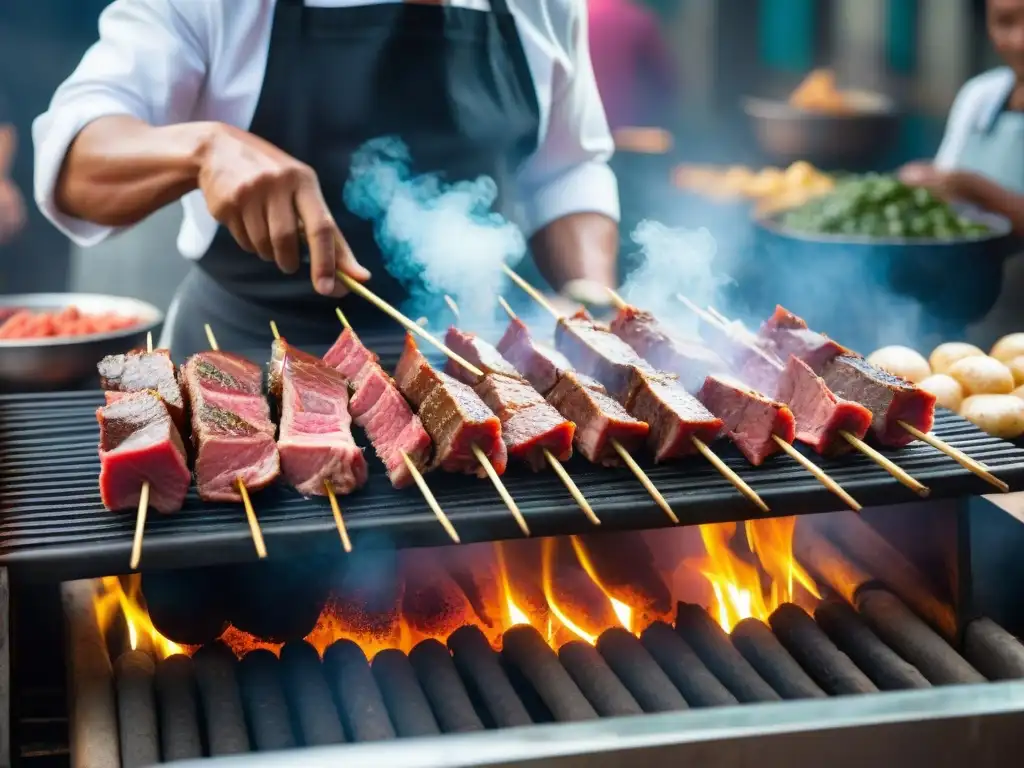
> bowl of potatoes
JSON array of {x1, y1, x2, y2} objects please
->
[{"x1": 868, "y1": 335, "x2": 1024, "y2": 440}]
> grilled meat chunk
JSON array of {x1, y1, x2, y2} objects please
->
[
  {"x1": 698, "y1": 375, "x2": 796, "y2": 465},
  {"x1": 819, "y1": 355, "x2": 936, "y2": 448},
  {"x1": 98, "y1": 349, "x2": 186, "y2": 431},
  {"x1": 444, "y1": 328, "x2": 574, "y2": 470},
  {"x1": 181, "y1": 351, "x2": 279, "y2": 501},
  {"x1": 324, "y1": 327, "x2": 432, "y2": 489},
  {"x1": 546, "y1": 371, "x2": 649, "y2": 465},
  {"x1": 610, "y1": 306, "x2": 729, "y2": 393},
  {"x1": 395, "y1": 334, "x2": 506, "y2": 476},
  {"x1": 96, "y1": 390, "x2": 191, "y2": 513},
  {"x1": 758, "y1": 306, "x2": 849, "y2": 374},
  {"x1": 774, "y1": 357, "x2": 872, "y2": 455},
  {"x1": 497, "y1": 316, "x2": 573, "y2": 396},
  {"x1": 269, "y1": 339, "x2": 367, "y2": 496},
  {"x1": 556, "y1": 311, "x2": 722, "y2": 461}
]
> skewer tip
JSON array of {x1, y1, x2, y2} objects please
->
[
  {"x1": 444, "y1": 295, "x2": 460, "y2": 320},
  {"x1": 335, "y1": 306, "x2": 352, "y2": 330},
  {"x1": 605, "y1": 287, "x2": 628, "y2": 310},
  {"x1": 323, "y1": 481, "x2": 353, "y2": 552},
  {"x1": 204, "y1": 323, "x2": 219, "y2": 351},
  {"x1": 269, "y1": 320, "x2": 280, "y2": 340},
  {"x1": 497, "y1": 295, "x2": 517, "y2": 321}
]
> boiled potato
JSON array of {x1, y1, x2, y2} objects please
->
[
  {"x1": 991, "y1": 333, "x2": 1024, "y2": 364},
  {"x1": 959, "y1": 395, "x2": 1024, "y2": 439},
  {"x1": 1013, "y1": 384, "x2": 1024, "y2": 400},
  {"x1": 918, "y1": 374, "x2": 964, "y2": 412},
  {"x1": 867, "y1": 345, "x2": 931, "y2": 384},
  {"x1": 948, "y1": 356, "x2": 1015, "y2": 396},
  {"x1": 929, "y1": 342, "x2": 985, "y2": 375},
  {"x1": 1008, "y1": 356, "x2": 1024, "y2": 387}
]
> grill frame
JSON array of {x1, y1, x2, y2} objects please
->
[{"x1": 3, "y1": 385, "x2": 1024, "y2": 582}]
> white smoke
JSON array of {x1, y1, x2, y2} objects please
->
[
  {"x1": 620, "y1": 220, "x2": 730, "y2": 336},
  {"x1": 345, "y1": 136, "x2": 526, "y2": 330}
]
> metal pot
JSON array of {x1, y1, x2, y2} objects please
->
[{"x1": 0, "y1": 293, "x2": 163, "y2": 390}]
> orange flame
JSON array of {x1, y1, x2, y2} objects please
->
[
  {"x1": 696, "y1": 517, "x2": 821, "y2": 632},
  {"x1": 93, "y1": 575, "x2": 183, "y2": 659}
]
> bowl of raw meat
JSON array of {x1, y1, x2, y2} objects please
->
[{"x1": 0, "y1": 293, "x2": 162, "y2": 390}]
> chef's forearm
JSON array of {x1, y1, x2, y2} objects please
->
[
  {"x1": 55, "y1": 116, "x2": 213, "y2": 226},
  {"x1": 529, "y1": 212, "x2": 618, "y2": 291},
  {"x1": 952, "y1": 171, "x2": 1024, "y2": 236}
]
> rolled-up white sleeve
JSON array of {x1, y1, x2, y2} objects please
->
[
  {"x1": 32, "y1": 0, "x2": 207, "y2": 246},
  {"x1": 515, "y1": 3, "x2": 619, "y2": 237}
]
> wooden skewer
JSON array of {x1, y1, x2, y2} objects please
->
[
  {"x1": 334, "y1": 271, "x2": 483, "y2": 377},
  {"x1": 204, "y1": 323, "x2": 267, "y2": 557},
  {"x1": 771, "y1": 435, "x2": 861, "y2": 511},
  {"x1": 681, "y1": 302, "x2": 933, "y2": 496},
  {"x1": 270, "y1": 321, "x2": 354, "y2": 550},
  {"x1": 898, "y1": 420, "x2": 1009, "y2": 493},
  {"x1": 504, "y1": 271, "x2": 767, "y2": 517},
  {"x1": 129, "y1": 332, "x2": 154, "y2": 570},
  {"x1": 334, "y1": 307, "x2": 462, "y2": 543},
  {"x1": 445, "y1": 294, "x2": 599, "y2": 526},
  {"x1": 472, "y1": 444, "x2": 530, "y2": 535}
]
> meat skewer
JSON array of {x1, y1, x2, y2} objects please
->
[
  {"x1": 605, "y1": 293, "x2": 860, "y2": 512},
  {"x1": 200, "y1": 324, "x2": 268, "y2": 558},
  {"x1": 712, "y1": 303, "x2": 1008, "y2": 493},
  {"x1": 502, "y1": 265, "x2": 770, "y2": 515},
  {"x1": 442, "y1": 295, "x2": 599, "y2": 526},
  {"x1": 268, "y1": 321, "x2": 357, "y2": 550},
  {"x1": 678, "y1": 297, "x2": 931, "y2": 498},
  {"x1": 496, "y1": 297, "x2": 677, "y2": 523},
  {"x1": 132, "y1": 332, "x2": 154, "y2": 569}
]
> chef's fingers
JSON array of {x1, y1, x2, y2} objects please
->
[
  {"x1": 0, "y1": 125, "x2": 14, "y2": 176},
  {"x1": 294, "y1": 184, "x2": 338, "y2": 296},
  {"x1": 225, "y1": 214, "x2": 256, "y2": 254},
  {"x1": 242, "y1": 203, "x2": 274, "y2": 263},
  {"x1": 334, "y1": 230, "x2": 370, "y2": 281},
  {"x1": 268, "y1": 193, "x2": 301, "y2": 274}
]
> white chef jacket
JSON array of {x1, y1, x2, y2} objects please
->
[{"x1": 32, "y1": 0, "x2": 619, "y2": 260}]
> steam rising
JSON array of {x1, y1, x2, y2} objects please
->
[
  {"x1": 345, "y1": 136, "x2": 526, "y2": 329},
  {"x1": 620, "y1": 221, "x2": 729, "y2": 336}
]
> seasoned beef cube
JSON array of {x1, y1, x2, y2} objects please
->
[
  {"x1": 775, "y1": 357, "x2": 872, "y2": 455},
  {"x1": 497, "y1": 317, "x2": 572, "y2": 395},
  {"x1": 698, "y1": 375, "x2": 795, "y2": 465},
  {"x1": 475, "y1": 373, "x2": 574, "y2": 469},
  {"x1": 556, "y1": 312, "x2": 659, "y2": 400},
  {"x1": 443, "y1": 327, "x2": 523, "y2": 386},
  {"x1": 98, "y1": 348, "x2": 186, "y2": 431},
  {"x1": 623, "y1": 370, "x2": 723, "y2": 462}
]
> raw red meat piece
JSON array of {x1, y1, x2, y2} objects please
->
[
  {"x1": 180, "y1": 351, "x2": 279, "y2": 502},
  {"x1": 394, "y1": 334, "x2": 506, "y2": 476},
  {"x1": 269, "y1": 339, "x2": 367, "y2": 496},
  {"x1": 698, "y1": 375, "x2": 795, "y2": 465},
  {"x1": 556, "y1": 310, "x2": 660, "y2": 400},
  {"x1": 323, "y1": 327, "x2": 432, "y2": 488},
  {"x1": 96, "y1": 390, "x2": 191, "y2": 513},
  {"x1": 820, "y1": 355, "x2": 936, "y2": 448},
  {"x1": 775, "y1": 357, "x2": 872, "y2": 455},
  {"x1": 444, "y1": 327, "x2": 574, "y2": 470},
  {"x1": 496, "y1": 316, "x2": 572, "y2": 396},
  {"x1": 98, "y1": 349, "x2": 187, "y2": 432}
]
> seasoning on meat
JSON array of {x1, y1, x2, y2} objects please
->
[
  {"x1": 819, "y1": 355, "x2": 937, "y2": 448},
  {"x1": 610, "y1": 305, "x2": 729, "y2": 393},
  {"x1": 556, "y1": 310, "x2": 722, "y2": 461},
  {"x1": 497, "y1": 316, "x2": 573, "y2": 396},
  {"x1": 444, "y1": 327, "x2": 574, "y2": 470},
  {"x1": 394, "y1": 334, "x2": 506, "y2": 477},
  {"x1": 323, "y1": 327, "x2": 432, "y2": 489},
  {"x1": 775, "y1": 357, "x2": 872, "y2": 455},
  {"x1": 697, "y1": 375, "x2": 796, "y2": 465},
  {"x1": 98, "y1": 348, "x2": 187, "y2": 431},
  {"x1": 180, "y1": 351, "x2": 280, "y2": 501},
  {"x1": 269, "y1": 339, "x2": 367, "y2": 496},
  {"x1": 96, "y1": 390, "x2": 191, "y2": 513}
]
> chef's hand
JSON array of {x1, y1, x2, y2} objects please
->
[
  {"x1": 198, "y1": 123, "x2": 370, "y2": 296},
  {"x1": 0, "y1": 124, "x2": 26, "y2": 246},
  {"x1": 898, "y1": 162, "x2": 965, "y2": 200}
]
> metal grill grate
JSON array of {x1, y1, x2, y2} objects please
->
[{"x1": 3, "y1": 383, "x2": 1024, "y2": 581}]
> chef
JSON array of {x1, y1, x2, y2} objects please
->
[
  {"x1": 900, "y1": 0, "x2": 1024, "y2": 232},
  {"x1": 33, "y1": 0, "x2": 620, "y2": 358}
]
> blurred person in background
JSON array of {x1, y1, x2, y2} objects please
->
[
  {"x1": 0, "y1": 125, "x2": 26, "y2": 246},
  {"x1": 900, "y1": 0, "x2": 1024, "y2": 234},
  {"x1": 588, "y1": 0, "x2": 678, "y2": 131}
]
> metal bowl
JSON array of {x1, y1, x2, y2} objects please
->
[
  {"x1": 0, "y1": 293, "x2": 163, "y2": 390},
  {"x1": 743, "y1": 92, "x2": 900, "y2": 170},
  {"x1": 733, "y1": 208, "x2": 1016, "y2": 352}
]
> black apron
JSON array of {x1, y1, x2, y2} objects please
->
[
  {"x1": 146, "y1": 0, "x2": 541, "y2": 645},
  {"x1": 164, "y1": 0, "x2": 540, "y2": 358}
]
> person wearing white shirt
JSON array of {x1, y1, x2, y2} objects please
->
[{"x1": 34, "y1": 0, "x2": 619, "y2": 357}]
